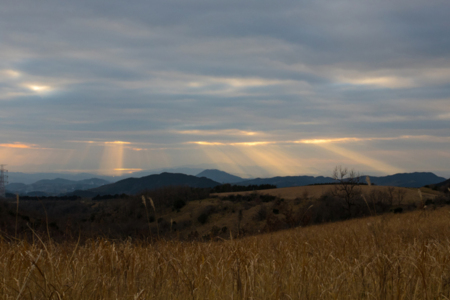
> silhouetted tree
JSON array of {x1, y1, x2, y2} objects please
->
[{"x1": 331, "y1": 166, "x2": 361, "y2": 215}]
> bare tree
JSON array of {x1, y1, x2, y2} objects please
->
[{"x1": 332, "y1": 166, "x2": 361, "y2": 215}]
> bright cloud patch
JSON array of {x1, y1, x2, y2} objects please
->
[{"x1": 0, "y1": 143, "x2": 36, "y2": 149}]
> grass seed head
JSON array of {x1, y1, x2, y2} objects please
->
[{"x1": 148, "y1": 197, "x2": 156, "y2": 212}]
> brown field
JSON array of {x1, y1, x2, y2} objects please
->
[
  {"x1": 2, "y1": 206, "x2": 450, "y2": 299},
  {"x1": 214, "y1": 184, "x2": 438, "y2": 202},
  {"x1": 150, "y1": 185, "x2": 442, "y2": 239}
]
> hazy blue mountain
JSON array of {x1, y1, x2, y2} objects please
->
[
  {"x1": 71, "y1": 172, "x2": 220, "y2": 197},
  {"x1": 196, "y1": 169, "x2": 244, "y2": 184},
  {"x1": 365, "y1": 172, "x2": 446, "y2": 188},
  {"x1": 138, "y1": 167, "x2": 205, "y2": 176},
  {"x1": 5, "y1": 182, "x2": 27, "y2": 191},
  {"x1": 236, "y1": 172, "x2": 446, "y2": 188},
  {"x1": 7, "y1": 167, "x2": 207, "y2": 185},
  {"x1": 7, "y1": 172, "x2": 116, "y2": 185},
  {"x1": 6, "y1": 178, "x2": 110, "y2": 196},
  {"x1": 26, "y1": 191, "x2": 50, "y2": 197}
]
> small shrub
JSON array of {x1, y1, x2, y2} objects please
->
[
  {"x1": 253, "y1": 205, "x2": 268, "y2": 221},
  {"x1": 210, "y1": 226, "x2": 221, "y2": 237},
  {"x1": 49, "y1": 222, "x2": 58, "y2": 229},
  {"x1": 198, "y1": 213, "x2": 208, "y2": 224},
  {"x1": 173, "y1": 199, "x2": 186, "y2": 211},
  {"x1": 261, "y1": 194, "x2": 277, "y2": 202}
]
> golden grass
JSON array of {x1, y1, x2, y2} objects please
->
[
  {"x1": 2, "y1": 207, "x2": 450, "y2": 299},
  {"x1": 214, "y1": 184, "x2": 438, "y2": 203}
]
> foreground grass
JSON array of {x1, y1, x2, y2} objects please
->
[{"x1": 2, "y1": 208, "x2": 450, "y2": 299}]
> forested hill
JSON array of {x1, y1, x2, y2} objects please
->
[{"x1": 71, "y1": 172, "x2": 220, "y2": 196}]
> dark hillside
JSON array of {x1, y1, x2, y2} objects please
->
[
  {"x1": 427, "y1": 178, "x2": 450, "y2": 192},
  {"x1": 196, "y1": 169, "x2": 244, "y2": 183},
  {"x1": 366, "y1": 172, "x2": 446, "y2": 188},
  {"x1": 238, "y1": 176, "x2": 334, "y2": 188},
  {"x1": 75, "y1": 172, "x2": 220, "y2": 196}
]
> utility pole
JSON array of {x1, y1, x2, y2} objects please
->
[{"x1": 0, "y1": 165, "x2": 7, "y2": 198}]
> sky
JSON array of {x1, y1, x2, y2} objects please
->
[{"x1": 1, "y1": 0, "x2": 449, "y2": 178}]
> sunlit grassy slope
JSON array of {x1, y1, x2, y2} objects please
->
[
  {"x1": 2, "y1": 206, "x2": 450, "y2": 299},
  {"x1": 163, "y1": 185, "x2": 438, "y2": 238},
  {"x1": 214, "y1": 184, "x2": 438, "y2": 201}
]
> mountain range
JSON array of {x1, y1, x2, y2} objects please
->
[
  {"x1": 6, "y1": 178, "x2": 110, "y2": 196},
  {"x1": 69, "y1": 173, "x2": 220, "y2": 197},
  {"x1": 4, "y1": 169, "x2": 448, "y2": 197},
  {"x1": 6, "y1": 168, "x2": 206, "y2": 185},
  {"x1": 364, "y1": 172, "x2": 446, "y2": 188},
  {"x1": 196, "y1": 169, "x2": 245, "y2": 183},
  {"x1": 236, "y1": 175, "x2": 334, "y2": 188},
  {"x1": 197, "y1": 170, "x2": 446, "y2": 189}
]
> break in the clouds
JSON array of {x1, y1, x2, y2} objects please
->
[{"x1": 1, "y1": 0, "x2": 449, "y2": 178}]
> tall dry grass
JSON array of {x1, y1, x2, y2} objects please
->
[{"x1": 2, "y1": 207, "x2": 450, "y2": 299}]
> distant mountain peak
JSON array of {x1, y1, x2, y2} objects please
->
[
  {"x1": 196, "y1": 169, "x2": 244, "y2": 184},
  {"x1": 71, "y1": 172, "x2": 220, "y2": 197}
]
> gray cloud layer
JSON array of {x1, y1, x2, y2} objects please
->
[{"x1": 1, "y1": 0, "x2": 449, "y2": 177}]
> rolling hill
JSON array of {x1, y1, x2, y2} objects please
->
[
  {"x1": 427, "y1": 178, "x2": 450, "y2": 191},
  {"x1": 366, "y1": 172, "x2": 446, "y2": 187},
  {"x1": 72, "y1": 172, "x2": 220, "y2": 196},
  {"x1": 196, "y1": 169, "x2": 244, "y2": 183},
  {"x1": 237, "y1": 175, "x2": 335, "y2": 188},
  {"x1": 6, "y1": 178, "x2": 110, "y2": 196},
  {"x1": 236, "y1": 172, "x2": 446, "y2": 188}
]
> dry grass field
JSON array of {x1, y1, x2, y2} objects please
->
[
  {"x1": 2, "y1": 206, "x2": 450, "y2": 299},
  {"x1": 168, "y1": 185, "x2": 439, "y2": 238},
  {"x1": 214, "y1": 184, "x2": 437, "y2": 203},
  {"x1": 3, "y1": 184, "x2": 444, "y2": 243}
]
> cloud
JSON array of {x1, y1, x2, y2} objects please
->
[
  {"x1": 190, "y1": 141, "x2": 274, "y2": 146},
  {"x1": 0, "y1": 0, "x2": 449, "y2": 176},
  {"x1": 104, "y1": 141, "x2": 131, "y2": 145},
  {"x1": 176, "y1": 129, "x2": 260, "y2": 136},
  {"x1": 0, "y1": 143, "x2": 35, "y2": 149}
]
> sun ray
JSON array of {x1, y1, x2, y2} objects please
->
[
  {"x1": 315, "y1": 143, "x2": 404, "y2": 174},
  {"x1": 236, "y1": 145, "x2": 299, "y2": 176},
  {"x1": 99, "y1": 142, "x2": 126, "y2": 175}
]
